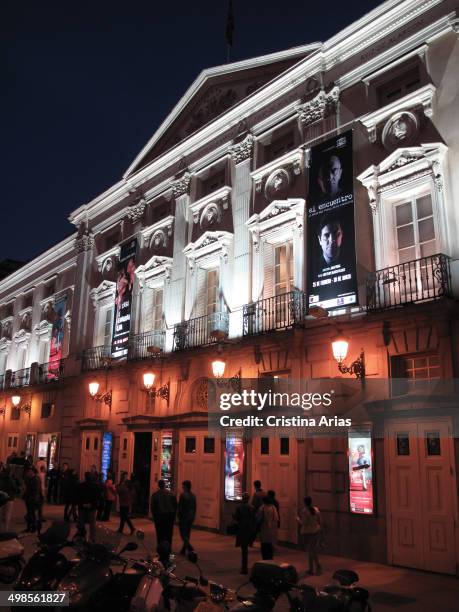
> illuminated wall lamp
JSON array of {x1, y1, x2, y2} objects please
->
[
  {"x1": 142, "y1": 372, "x2": 170, "y2": 404},
  {"x1": 88, "y1": 381, "x2": 112, "y2": 409},
  {"x1": 331, "y1": 334, "x2": 365, "y2": 382}
]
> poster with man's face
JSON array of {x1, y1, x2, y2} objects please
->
[
  {"x1": 111, "y1": 238, "x2": 137, "y2": 358},
  {"x1": 307, "y1": 131, "x2": 358, "y2": 310},
  {"x1": 348, "y1": 430, "x2": 374, "y2": 515}
]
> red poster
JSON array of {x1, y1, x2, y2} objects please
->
[{"x1": 348, "y1": 430, "x2": 374, "y2": 515}]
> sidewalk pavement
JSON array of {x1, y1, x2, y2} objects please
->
[{"x1": 5, "y1": 501, "x2": 459, "y2": 611}]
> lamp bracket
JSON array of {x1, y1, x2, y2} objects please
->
[{"x1": 337, "y1": 350, "x2": 365, "y2": 381}]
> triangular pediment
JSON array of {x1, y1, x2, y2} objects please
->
[{"x1": 125, "y1": 44, "x2": 320, "y2": 177}]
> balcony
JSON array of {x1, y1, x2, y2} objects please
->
[
  {"x1": 366, "y1": 253, "x2": 452, "y2": 311},
  {"x1": 82, "y1": 345, "x2": 112, "y2": 372},
  {"x1": 9, "y1": 367, "x2": 31, "y2": 389},
  {"x1": 37, "y1": 359, "x2": 65, "y2": 384},
  {"x1": 173, "y1": 312, "x2": 229, "y2": 351},
  {"x1": 128, "y1": 330, "x2": 165, "y2": 361},
  {"x1": 243, "y1": 290, "x2": 307, "y2": 336}
]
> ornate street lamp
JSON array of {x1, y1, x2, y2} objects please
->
[
  {"x1": 332, "y1": 334, "x2": 365, "y2": 381},
  {"x1": 88, "y1": 381, "x2": 112, "y2": 409}
]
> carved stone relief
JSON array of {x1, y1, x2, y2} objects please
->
[{"x1": 382, "y1": 111, "x2": 419, "y2": 150}]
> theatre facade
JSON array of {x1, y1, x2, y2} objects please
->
[{"x1": 1, "y1": 0, "x2": 459, "y2": 575}]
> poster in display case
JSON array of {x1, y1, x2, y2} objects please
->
[
  {"x1": 348, "y1": 428, "x2": 374, "y2": 515},
  {"x1": 225, "y1": 432, "x2": 244, "y2": 502}
]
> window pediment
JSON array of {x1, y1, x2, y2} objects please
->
[
  {"x1": 136, "y1": 256, "x2": 173, "y2": 286},
  {"x1": 247, "y1": 198, "x2": 304, "y2": 249},
  {"x1": 95, "y1": 245, "x2": 121, "y2": 274},
  {"x1": 189, "y1": 186, "x2": 231, "y2": 227},
  {"x1": 140, "y1": 215, "x2": 174, "y2": 250},
  {"x1": 184, "y1": 231, "x2": 233, "y2": 271},
  {"x1": 13, "y1": 329, "x2": 31, "y2": 345},
  {"x1": 90, "y1": 280, "x2": 116, "y2": 309}
]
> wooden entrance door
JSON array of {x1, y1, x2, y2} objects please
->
[
  {"x1": 252, "y1": 435, "x2": 298, "y2": 544},
  {"x1": 386, "y1": 418, "x2": 457, "y2": 574},
  {"x1": 178, "y1": 431, "x2": 221, "y2": 530},
  {"x1": 80, "y1": 431, "x2": 102, "y2": 479}
]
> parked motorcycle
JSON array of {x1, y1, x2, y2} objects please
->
[
  {"x1": 15, "y1": 521, "x2": 75, "y2": 591},
  {"x1": 56, "y1": 539, "x2": 139, "y2": 609},
  {"x1": 0, "y1": 532, "x2": 26, "y2": 584}
]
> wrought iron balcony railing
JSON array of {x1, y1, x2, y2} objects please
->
[
  {"x1": 128, "y1": 330, "x2": 165, "y2": 361},
  {"x1": 243, "y1": 290, "x2": 307, "y2": 336},
  {"x1": 37, "y1": 359, "x2": 65, "y2": 383},
  {"x1": 173, "y1": 312, "x2": 229, "y2": 351},
  {"x1": 9, "y1": 367, "x2": 31, "y2": 389},
  {"x1": 82, "y1": 345, "x2": 112, "y2": 372},
  {"x1": 366, "y1": 253, "x2": 452, "y2": 311}
]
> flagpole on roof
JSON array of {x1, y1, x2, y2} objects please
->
[{"x1": 225, "y1": 0, "x2": 234, "y2": 63}]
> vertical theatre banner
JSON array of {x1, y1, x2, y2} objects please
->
[
  {"x1": 225, "y1": 432, "x2": 244, "y2": 502},
  {"x1": 348, "y1": 429, "x2": 374, "y2": 515},
  {"x1": 48, "y1": 295, "x2": 66, "y2": 379},
  {"x1": 112, "y1": 238, "x2": 137, "y2": 358},
  {"x1": 307, "y1": 130, "x2": 358, "y2": 310}
]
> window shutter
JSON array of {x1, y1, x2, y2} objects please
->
[
  {"x1": 142, "y1": 287, "x2": 154, "y2": 332},
  {"x1": 194, "y1": 267, "x2": 207, "y2": 317},
  {"x1": 103, "y1": 308, "x2": 113, "y2": 347},
  {"x1": 263, "y1": 242, "x2": 275, "y2": 299}
]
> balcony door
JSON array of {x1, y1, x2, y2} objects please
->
[
  {"x1": 385, "y1": 418, "x2": 457, "y2": 574},
  {"x1": 261, "y1": 242, "x2": 294, "y2": 331},
  {"x1": 394, "y1": 193, "x2": 439, "y2": 300}
]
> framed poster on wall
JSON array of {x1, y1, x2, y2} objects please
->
[
  {"x1": 348, "y1": 428, "x2": 374, "y2": 515},
  {"x1": 225, "y1": 432, "x2": 244, "y2": 502}
]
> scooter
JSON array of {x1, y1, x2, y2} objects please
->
[
  {"x1": 15, "y1": 521, "x2": 76, "y2": 591},
  {"x1": 0, "y1": 532, "x2": 25, "y2": 584},
  {"x1": 56, "y1": 539, "x2": 139, "y2": 610}
]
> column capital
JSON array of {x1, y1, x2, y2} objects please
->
[{"x1": 229, "y1": 134, "x2": 254, "y2": 164}]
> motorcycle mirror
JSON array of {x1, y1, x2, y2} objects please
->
[
  {"x1": 120, "y1": 542, "x2": 138, "y2": 554},
  {"x1": 187, "y1": 551, "x2": 198, "y2": 564},
  {"x1": 136, "y1": 530, "x2": 145, "y2": 541}
]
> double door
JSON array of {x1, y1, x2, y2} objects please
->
[{"x1": 385, "y1": 418, "x2": 457, "y2": 574}]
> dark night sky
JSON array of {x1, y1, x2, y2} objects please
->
[{"x1": 2, "y1": 0, "x2": 382, "y2": 262}]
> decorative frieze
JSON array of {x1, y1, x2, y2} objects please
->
[
  {"x1": 171, "y1": 172, "x2": 191, "y2": 198},
  {"x1": 75, "y1": 231, "x2": 94, "y2": 253},
  {"x1": 126, "y1": 198, "x2": 147, "y2": 222},
  {"x1": 296, "y1": 86, "x2": 340, "y2": 127},
  {"x1": 229, "y1": 134, "x2": 254, "y2": 164}
]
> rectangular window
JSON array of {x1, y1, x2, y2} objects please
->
[
  {"x1": 377, "y1": 65, "x2": 421, "y2": 105},
  {"x1": 203, "y1": 437, "x2": 215, "y2": 454},
  {"x1": 185, "y1": 437, "x2": 196, "y2": 454},
  {"x1": 265, "y1": 131, "x2": 294, "y2": 164},
  {"x1": 206, "y1": 269, "x2": 219, "y2": 316},
  {"x1": 103, "y1": 308, "x2": 113, "y2": 348},
  {"x1": 392, "y1": 353, "x2": 440, "y2": 395},
  {"x1": 260, "y1": 437, "x2": 270, "y2": 455},
  {"x1": 10, "y1": 407, "x2": 20, "y2": 421},
  {"x1": 280, "y1": 437, "x2": 290, "y2": 455},
  {"x1": 41, "y1": 402, "x2": 53, "y2": 419},
  {"x1": 395, "y1": 194, "x2": 436, "y2": 263},
  {"x1": 274, "y1": 242, "x2": 294, "y2": 295},
  {"x1": 152, "y1": 288, "x2": 163, "y2": 331},
  {"x1": 202, "y1": 169, "x2": 226, "y2": 197}
]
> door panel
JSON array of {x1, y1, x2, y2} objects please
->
[
  {"x1": 386, "y1": 419, "x2": 457, "y2": 574},
  {"x1": 252, "y1": 436, "x2": 298, "y2": 544},
  {"x1": 118, "y1": 432, "x2": 134, "y2": 482},
  {"x1": 178, "y1": 431, "x2": 221, "y2": 530},
  {"x1": 80, "y1": 432, "x2": 102, "y2": 479}
]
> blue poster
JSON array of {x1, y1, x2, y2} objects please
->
[{"x1": 101, "y1": 432, "x2": 113, "y2": 481}]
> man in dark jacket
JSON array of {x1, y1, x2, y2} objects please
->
[
  {"x1": 150, "y1": 480, "x2": 177, "y2": 555},
  {"x1": 250, "y1": 480, "x2": 265, "y2": 512},
  {"x1": 234, "y1": 492, "x2": 256, "y2": 574},
  {"x1": 75, "y1": 472, "x2": 100, "y2": 542},
  {"x1": 23, "y1": 466, "x2": 43, "y2": 532},
  {"x1": 0, "y1": 466, "x2": 21, "y2": 531},
  {"x1": 177, "y1": 480, "x2": 196, "y2": 554}
]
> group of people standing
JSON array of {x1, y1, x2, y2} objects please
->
[{"x1": 233, "y1": 480, "x2": 323, "y2": 576}]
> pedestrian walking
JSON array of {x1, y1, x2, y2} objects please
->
[
  {"x1": 37, "y1": 465, "x2": 47, "y2": 523},
  {"x1": 0, "y1": 465, "x2": 21, "y2": 531},
  {"x1": 267, "y1": 490, "x2": 280, "y2": 527},
  {"x1": 23, "y1": 466, "x2": 43, "y2": 533},
  {"x1": 75, "y1": 472, "x2": 100, "y2": 542},
  {"x1": 233, "y1": 492, "x2": 256, "y2": 574},
  {"x1": 47, "y1": 465, "x2": 60, "y2": 504},
  {"x1": 62, "y1": 468, "x2": 78, "y2": 522},
  {"x1": 297, "y1": 496, "x2": 322, "y2": 575},
  {"x1": 177, "y1": 480, "x2": 196, "y2": 554},
  {"x1": 256, "y1": 496, "x2": 279, "y2": 560},
  {"x1": 150, "y1": 479, "x2": 177, "y2": 555},
  {"x1": 250, "y1": 480, "x2": 265, "y2": 512},
  {"x1": 102, "y1": 472, "x2": 116, "y2": 521},
  {"x1": 117, "y1": 472, "x2": 135, "y2": 535}
]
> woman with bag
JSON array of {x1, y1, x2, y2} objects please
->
[
  {"x1": 297, "y1": 496, "x2": 322, "y2": 575},
  {"x1": 233, "y1": 492, "x2": 256, "y2": 574},
  {"x1": 256, "y1": 495, "x2": 279, "y2": 560}
]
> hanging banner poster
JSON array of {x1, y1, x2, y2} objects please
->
[
  {"x1": 111, "y1": 238, "x2": 137, "y2": 358},
  {"x1": 307, "y1": 130, "x2": 358, "y2": 310},
  {"x1": 348, "y1": 429, "x2": 374, "y2": 515},
  {"x1": 48, "y1": 295, "x2": 67, "y2": 379},
  {"x1": 225, "y1": 433, "x2": 244, "y2": 501},
  {"x1": 161, "y1": 431, "x2": 173, "y2": 491},
  {"x1": 101, "y1": 432, "x2": 113, "y2": 481}
]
